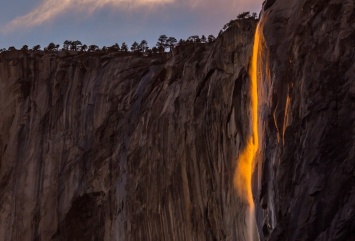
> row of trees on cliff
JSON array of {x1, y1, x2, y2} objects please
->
[
  {"x1": 0, "y1": 12, "x2": 258, "y2": 54},
  {"x1": 0, "y1": 33, "x2": 217, "y2": 54}
]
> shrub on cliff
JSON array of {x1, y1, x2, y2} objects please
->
[
  {"x1": 46, "y1": 42, "x2": 60, "y2": 52},
  {"x1": 107, "y1": 43, "x2": 120, "y2": 52},
  {"x1": 8, "y1": 46, "x2": 17, "y2": 51},
  {"x1": 208, "y1": 35, "x2": 216, "y2": 43},
  {"x1": 237, "y1": 11, "x2": 258, "y2": 19},
  {"x1": 32, "y1": 45, "x2": 41, "y2": 51},
  {"x1": 81, "y1": 44, "x2": 88, "y2": 52},
  {"x1": 237, "y1": 11, "x2": 251, "y2": 19},
  {"x1": 21, "y1": 45, "x2": 29, "y2": 51},
  {"x1": 88, "y1": 45, "x2": 99, "y2": 52}
]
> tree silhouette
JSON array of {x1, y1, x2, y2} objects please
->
[
  {"x1": 131, "y1": 41, "x2": 139, "y2": 52},
  {"x1": 33, "y1": 45, "x2": 41, "y2": 51},
  {"x1": 188, "y1": 35, "x2": 200, "y2": 43},
  {"x1": 81, "y1": 44, "x2": 88, "y2": 52},
  {"x1": 121, "y1": 42, "x2": 128, "y2": 52},
  {"x1": 108, "y1": 43, "x2": 120, "y2": 52},
  {"x1": 8, "y1": 46, "x2": 17, "y2": 51},
  {"x1": 222, "y1": 23, "x2": 230, "y2": 31},
  {"x1": 47, "y1": 42, "x2": 59, "y2": 51},
  {"x1": 166, "y1": 37, "x2": 177, "y2": 51},
  {"x1": 139, "y1": 40, "x2": 148, "y2": 52},
  {"x1": 63, "y1": 40, "x2": 71, "y2": 51},
  {"x1": 88, "y1": 45, "x2": 99, "y2": 52},
  {"x1": 208, "y1": 35, "x2": 216, "y2": 43},
  {"x1": 21, "y1": 45, "x2": 29, "y2": 51},
  {"x1": 178, "y1": 39, "x2": 186, "y2": 46},
  {"x1": 152, "y1": 47, "x2": 158, "y2": 54},
  {"x1": 237, "y1": 11, "x2": 250, "y2": 19},
  {"x1": 156, "y1": 35, "x2": 168, "y2": 52},
  {"x1": 158, "y1": 35, "x2": 168, "y2": 43},
  {"x1": 70, "y1": 40, "x2": 82, "y2": 51},
  {"x1": 201, "y1": 35, "x2": 207, "y2": 43}
]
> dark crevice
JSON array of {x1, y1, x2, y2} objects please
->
[{"x1": 194, "y1": 69, "x2": 216, "y2": 103}]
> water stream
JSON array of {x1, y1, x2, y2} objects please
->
[{"x1": 234, "y1": 22, "x2": 262, "y2": 241}]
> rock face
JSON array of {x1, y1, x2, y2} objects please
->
[
  {"x1": 255, "y1": 0, "x2": 355, "y2": 240},
  {"x1": 0, "y1": 20, "x2": 257, "y2": 241},
  {"x1": 1, "y1": 0, "x2": 354, "y2": 240}
]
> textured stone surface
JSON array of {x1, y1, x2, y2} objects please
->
[
  {"x1": 1, "y1": 1, "x2": 354, "y2": 240},
  {"x1": 255, "y1": 0, "x2": 355, "y2": 240},
  {"x1": 0, "y1": 20, "x2": 257, "y2": 241}
]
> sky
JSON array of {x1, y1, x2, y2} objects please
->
[{"x1": 0, "y1": 0, "x2": 262, "y2": 49}]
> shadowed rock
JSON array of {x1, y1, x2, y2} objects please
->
[
  {"x1": 255, "y1": 0, "x2": 355, "y2": 240},
  {"x1": 0, "y1": 20, "x2": 257, "y2": 241}
]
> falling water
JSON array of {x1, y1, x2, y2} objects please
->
[{"x1": 234, "y1": 23, "x2": 261, "y2": 241}]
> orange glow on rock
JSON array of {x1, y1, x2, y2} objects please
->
[{"x1": 234, "y1": 24, "x2": 260, "y2": 208}]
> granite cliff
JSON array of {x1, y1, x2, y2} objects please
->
[
  {"x1": 255, "y1": 0, "x2": 355, "y2": 240},
  {"x1": 0, "y1": 0, "x2": 354, "y2": 240},
  {"x1": 0, "y1": 19, "x2": 257, "y2": 241}
]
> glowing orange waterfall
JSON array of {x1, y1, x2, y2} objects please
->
[{"x1": 234, "y1": 23, "x2": 261, "y2": 241}]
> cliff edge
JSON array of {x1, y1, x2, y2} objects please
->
[{"x1": 0, "y1": 20, "x2": 257, "y2": 241}]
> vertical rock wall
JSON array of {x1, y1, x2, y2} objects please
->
[
  {"x1": 0, "y1": 20, "x2": 257, "y2": 241},
  {"x1": 255, "y1": 0, "x2": 355, "y2": 240}
]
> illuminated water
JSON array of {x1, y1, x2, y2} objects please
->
[{"x1": 234, "y1": 23, "x2": 261, "y2": 241}]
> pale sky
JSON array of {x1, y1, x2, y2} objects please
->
[{"x1": 0, "y1": 0, "x2": 262, "y2": 49}]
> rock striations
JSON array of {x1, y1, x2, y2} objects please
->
[
  {"x1": 0, "y1": 20, "x2": 257, "y2": 241},
  {"x1": 255, "y1": 0, "x2": 355, "y2": 241},
  {"x1": 0, "y1": 0, "x2": 354, "y2": 240}
]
